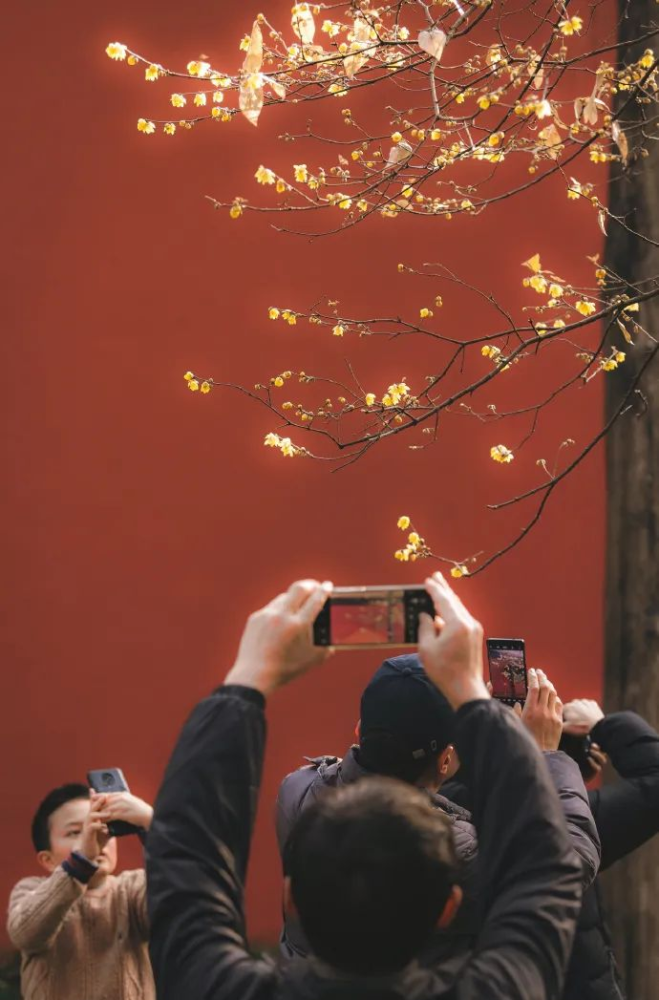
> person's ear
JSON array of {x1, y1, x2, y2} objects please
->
[
  {"x1": 37, "y1": 851, "x2": 56, "y2": 873},
  {"x1": 437, "y1": 885, "x2": 463, "y2": 929},
  {"x1": 283, "y1": 876, "x2": 298, "y2": 919},
  {"x1": 438, "y1": 744, "x2": 455, "y2": 777},
  {"x1": 354, "y1": 719, "x2": 361, "y2": 741}
]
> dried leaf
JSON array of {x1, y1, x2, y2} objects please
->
[
  {"x1": 617, "y1": 318, "x2": 634, "y2": 345},
  {"x1": 344, "y1": 17, "x2": 372, "y2": 78},
  {"x1": 239, "y1": 75, "x2": 264, "y2": 126},
  {"x1": 264, "y1": 74, "x2": 286, "y2": 99},
  {"x1": 291, "y1": 6, "x2": 315, "y2": 46},
  {"x1": 523, "y1": 253, "x2": 542, "y2": 273},
  {"x1": 538, "y1": 123, "x2": 563, "y2": 159},
  {"x1": 242, "y1": 20, "x2": 263, "y2": 75},
  {"x1": 418, "y1": 27, "x2": 447, "y2": 62},
  {"x1": 338, "y1": 154, "x2": 350, "y2": 166},
  {"x1": 598, "y1": 210, "x2": 608, "y2": 235},
  {"x1": 386, "y1": 140, "x2": 413, "y2": 169},
  {"x1": 612, "y1": 121, "x2": 629, "y2": 164}
]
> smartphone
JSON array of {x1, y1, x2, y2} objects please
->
[
  {"x1": 313, "y1": 585, "x2": 435, "y2": 649},
  {"x1": 87, "y1": 768, "x2": 141, "y2": 838},
  {"x1": 559, "y1": 732, "x2": 593, "y2": 772},
  {"x1": 486, "y1": 638, "x2": 528, "y2": 706}
]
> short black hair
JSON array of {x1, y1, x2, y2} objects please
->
[
  {"x1": 288, "y1": 777, "x2": 458, "y2": 976},
  {"x1": 31, "y1": 783, "x2": 90, "y2": 852}
]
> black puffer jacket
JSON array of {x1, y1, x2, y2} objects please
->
[
  {"x1": 562, "y1": 711, "x2": 659, "y2": 1000},
  {"x1": 276, "y1": 743, "x2": 600, "y2": 968}
]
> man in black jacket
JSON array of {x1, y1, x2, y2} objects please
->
[
  {"x1": 276, "y1": 656, "x2": 600, "y2": 967},
  {"x1": 560, "y1": 698, "x2": 659, "y2": 999},
  {"x1": 146, "y1": 574, "x2": 595, "y2": 1000}
]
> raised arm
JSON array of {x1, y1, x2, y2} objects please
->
[
  {"x1": 146, "y1": 579, "x2": 332, "y2": 1000},
  {"x1": 419, "y1": 574, "x2": 586, "y2": 1000},
  {"x1": 564, "y1": 701, "x2": 659, "y2": 870}
]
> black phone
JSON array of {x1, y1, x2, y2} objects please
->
[
  {"x1": 486, "y1": 638, "x2": 528, "y2": 706},
  {"x1": 87, "y1": 768, "x2": 141, "y2": 838},
  {"x1": 559, "y1": 732, "x2": 593, "y2": 773},
  {"x1": 313, "y1": 585, "x2": 435, "y2": 648}
]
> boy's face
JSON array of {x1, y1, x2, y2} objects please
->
[{"x1": 37, "y1": 798, "x2": 118, "y2": 878}]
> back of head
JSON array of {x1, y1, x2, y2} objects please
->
[
  {"x1": 31, "y1": 783, "x2": 89, "y2": 852},
  {"x1": 288, "y1": 777, "x2": 457, "y2": 976},
  {"x1": 358, "y1": 654, "x2": 455, "y2": 783}
]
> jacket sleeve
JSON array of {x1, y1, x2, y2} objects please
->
[
  {"x1": 453, "y1": 701, "x2": 587, "y2": 1000},
  {"x1": 146, "y1": 685, "x2": 277, "y2": 1000},
  {"x1": 275, "y1": 766, "x2": 317, "y2": 868},
  {"x1": 7, "y1": 868, "x2": 84, "y2": 954},
  {"x1": 122, "y1": 869, "x2": 149, "y2": 941},
  {"x1": 587, "y1": 711, "x2": 659, "y2": 871},
  {"x1": 543, "y1": 752, "x2": 601, "y2": 889}
]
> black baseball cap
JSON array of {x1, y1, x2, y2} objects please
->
[{"x1": 358, "y1": 654, "x2": 455, "y2": 777}]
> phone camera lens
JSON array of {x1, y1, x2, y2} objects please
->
[{"x1": 101, "y1": 772, "x2": 114, "y2": 786}]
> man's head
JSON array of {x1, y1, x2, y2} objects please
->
[
  {"x1": 32, "y1": 783, "x2": 117, "y2": 877},
  {"x1": 286, "y1": 777, "x2": 461, "y2": 975},
  {"x1": 357, "y1": 654, "x2": 457, "y2": 787}
]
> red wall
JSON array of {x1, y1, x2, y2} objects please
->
[{"x1": 3, "y1": 0, "x2": 610, "y2": 949}]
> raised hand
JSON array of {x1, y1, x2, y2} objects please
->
[
  {"x1": 97, "y1": 792, "x2": 154, "y2": 830},
  {"x1": 417, "y1": 572, "x2": 489, "y2": 709},
  {"x1": 80, "y1": 793, "x2": 110, "y2": 861},
  {"x1": 517, "y1": 668, "x2": 563, "y2": 752},
  {"x1": 562, "y1": 698, "x2": 605, "y2": 735},
  {"x1": 224, "y1": 579, "x2": 333, "y2": 696}
]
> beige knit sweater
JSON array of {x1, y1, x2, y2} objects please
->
[{"x1": 7, "y1": 866, "x2": 155, "y2": 1000}]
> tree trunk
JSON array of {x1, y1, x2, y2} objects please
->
[{"x1": 602, "y1": 2, "x2": 659, "y2": 997}]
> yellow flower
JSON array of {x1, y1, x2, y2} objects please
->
[
  {"x1": 382, "y1": 393, "x2": 393, "y2": 407},
  {"x1": 365, "y1": 393, "x2": 376, "y2": 406},
  {"x1": 239, "y1": 35, "x2": 251, "y2": 52},
  {"x1": 639, "y1": 49, "x2": 655, "y2": 69},
  {"x1": 601, "y1": 359, "x2": 618, "y2": 372},
  {"x1": 265, "y1": 432, "x2": 281, "y2": 448},
  {"x1": 145, "y1": 64, "x2": 160, "y2": 82},
  {"x1": 332, "y1": 324, "x2": 345, "y2": 337},
  {"x1": 559, "y1": 15, "x2": 583, "y2": 36},
  {"x1": 127, "y1": 56, "x2": 138, "y2": 66},
  {"x1": 338, "y1": 197, "x2": 352, "y2": 210},
  {"x1": 615, "y1": 351, "x2": 626, "y2": 363},
  {"x1": 183, "y1": 371, "x2": 194, "y2": 381},
  {"x1": 595, "y1": 268, "x2": 607, "y2": 280},
  {"x1": 211, "y1": 107, "x2": 222, "y2": 119},
  {"x1": 397, "y1": 516, "x2": 411, "y2": 530},
  {"x1": 623, "y1": 302, "x2": 639, "y2": 313},
  {"x1": 286, "y1": 313, "x2": 297, "y2": 326},
  {"x1": 450, "y1": 565, "x2": 469, "y2": 579},
  {"x1": 273, "y1": 376, "x2": 285, "y2": 388},
  {"x1": 106, "y1": 42, "x2": 127, "y2": 61},
  {"x1": 356, "y1": 199, "x2": 369, "y2": 212},
  {"x1": 276, "y1": 179, "x2": 287, "y2": 194},
  {"x1": 394, "y1": 549, "x2": 409, "y2": 562},
  {"x1": 487, "y1": 132, "x2": 503, "y2": 147},
  {"x1": 477, "y1": 96, "x2": 491, "y2": 110},
  {"x1": 391, "y1": 131, "x2": 403, "y2": 143},
  {"x1": 193, "y1": 93, "x2": 207, "y2": 107},
  {"x1": 481, "y1": 345, "x2": 501, "y2": 358},
  {"x1": 200, "y1": 381, "x2": 211, "y2": 394},
  {"x1": 282, "y1": 401, "x2": 293, "y2": 410},
  {"x1": 188, "y1": 379, "x2": 200, "y2": 392},
  {"x1": 212, "y1": 90, "x2": 224, "y2": 103},
  {"x1": 419, "y1": 307, "x2": 433, "y2": 319},
  {"x1": 164, "y1": 123, "x2": 176, "y2": 135},
  {"x1": 548, "y1": 283, "x2": 563, "y2": 298},
  {"x1": 229, "y1": 202, "x2": 243, "y2": 219},
  {"x1": 408, "y1": 532, "x2": 420, "y2": 546},
  {"x1": 137, "y1": 118, "x2": 155, "y2": 134},
  {"x1": 490, "y1": 444, "x2": 514, "y2": 463},
  {"x1": 187, "y1": 60, "x2": 211, "y2": 77},
  {"x1": 553, "y1": 319, "x2": 566, "y2": 329},
  {"x1": 529, "y1": 275, "x2": 548, "y2": 294},
  {"x1": 171, "y1": 93, "x2": 187, "y2": 108},
  {"x1": 294, "y1": 164, "x2": 308, "y2": 183},
  {"x1": 576, "y1": 300, "x2": 596, "y2": 316},
  {"x1": 255, "y1": 165, "x2": 276, "y2": 185},
  {"x1": 268, "y1": 307, "x2": 280, "y2": 320},
  {"x1": 430, "y1": 128, "x2": 442, "y2": 141}
]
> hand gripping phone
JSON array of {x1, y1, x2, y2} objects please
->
[
  {"x1": 486, "y1": 638, "x2": 528, "y2": 706},
  {"x1": 87, "y1": 767, "x2": 141, "y2": 838},
  {"x1": 313, "y1": 585, "x2": 435, "y2": 649}
]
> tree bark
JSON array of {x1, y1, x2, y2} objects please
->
[{"x1": 602, "y1": 2, "x2": 659, "y2": 997}]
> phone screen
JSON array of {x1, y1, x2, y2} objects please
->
[
  {"x1": 487, "y1": 639, "x2": 527, "y2": 702},
  {"x1": 313, "y1": 586, "x2": 434, "y2": 648}
]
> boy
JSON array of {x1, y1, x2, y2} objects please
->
[{"x1": 7, "y1": 781, "x2": 155, "y2": 1000}]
